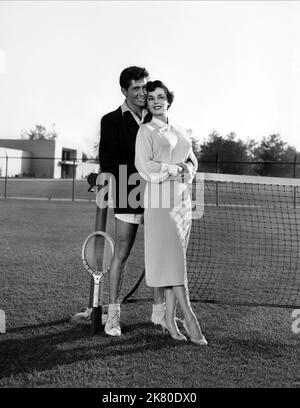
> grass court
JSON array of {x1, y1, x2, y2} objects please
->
[{"x1": 0, "y1": 181, "x2": 300, "y2": 387}]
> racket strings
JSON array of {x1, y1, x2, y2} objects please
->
[{"x1": 83, "y1": 235, "x2": 113, "y2": 274}]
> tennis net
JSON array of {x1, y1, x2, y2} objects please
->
[
  {"x1": 186, "y1": 172, "x2": 300, "y2": 308},
  {"x1": 104, "y1": 172, "x2": 300, "y2": 309}
]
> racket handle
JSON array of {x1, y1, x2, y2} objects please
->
[
  {"x1": 91, "y1": 306, "x2": 102, "y2": 335},
  {"x1": 88, "y1": 275, "x2": 94, "y2": 309}
]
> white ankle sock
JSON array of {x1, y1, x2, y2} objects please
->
[
  {"x1": 108, "y1": 303, "x2": 120, "y2": 314},
  {"x1": 152, "y1": 302, "x2": 166, "y2": 314}
]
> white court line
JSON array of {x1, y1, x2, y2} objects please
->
[
  {"x1": 0, "y1": 178, "x2": 86, "y2": 182},
  {"x1": 1, "y1": 197, "x2": 299, "y2": 210},
  {"x1": 0, "y1": 196, "x2": 95, "y2": 202},
  {"x1": 204, "y1": 203, "x2": 300, "y2": 209},
  {"x1": 204, "y1": 172, "x2": 300, "y2": 187}
]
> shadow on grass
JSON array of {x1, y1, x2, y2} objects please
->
[
  {"x1": 0, "y1": 321, "x2": 188, "y2": 379},
  {"x1": 214, "y1": 336, "x2": 300, "y2": 359},
  {"x1": 7, "y1": 318, "x2": 71, "y2": 333}
]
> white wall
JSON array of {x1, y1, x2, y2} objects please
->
[
  {"x1": 0, "y1": 139, "x2": 55, "y2": 177},
  {"x1": 76, "y1": 161, "x2": 99, "y2": 179},
  {"x1": 0, "y1": 148, "x2": 31, "y2": 177},
  {"x1": 0, "y1": 139, "x2": 97, "y2": 179}
]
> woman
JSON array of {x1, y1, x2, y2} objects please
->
[{"x1": 135, "y1": 80, "x2": 207, "y2": 345}]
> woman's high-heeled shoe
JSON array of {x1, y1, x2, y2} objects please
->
[
  {"x1": 182, "y1": 319, "x2": 208, "y2": 346},
  {"x1": 152, "y1": 314, "x2": 183, "y2": 333},
  {"x1": 163, "y1": 319, "x2": 187, "y2": 342}
]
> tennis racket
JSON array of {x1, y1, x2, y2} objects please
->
[{"x1": 82, "y1": 231, "x2": 114, "y2": 335}]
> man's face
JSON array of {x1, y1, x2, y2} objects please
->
[{"x1": 122, "y1": 77, "x2": 148, "y2": 108}]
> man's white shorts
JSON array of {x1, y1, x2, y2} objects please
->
[{"x1": 115, "y1": 213, "x2": 144, "y2": 224}]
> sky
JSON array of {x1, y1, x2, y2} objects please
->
[{"x1": 0, "y1": 0, "x2": 300, "y2": 156}]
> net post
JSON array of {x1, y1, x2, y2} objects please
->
[
  {"x1": 215, "y1": 153, "x2": 219, "y2": 174},
  {"x1": 72, "y1": 158, "x2": 75, "y2": 201},
  {"x1": 4, "y1": 154, "x2": 8, "y2": 199},
  {"x1": 293, "y1": 154, "x2": 297, "y2": 210},
  {"x1": 215, "y1": 153, "x2": 219, "y2": 207}
]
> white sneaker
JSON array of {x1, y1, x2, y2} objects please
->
[{"x1": 105, "y1": 311, "x2": 121, "y2": 336}]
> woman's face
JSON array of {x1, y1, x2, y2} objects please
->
[{"x1": 146, "y1": 87, "x2": 169, "y2": 118}]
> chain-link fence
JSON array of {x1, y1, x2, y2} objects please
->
[
  {"x1": 198, "y1": 153, "x2": 300, "y2": 178},
  {"x1": 0, "y1": 156, "x2": 99, "y2": 200},
  {"x1": 0, "y1": 155, "x2": 299, "y2": 200}
]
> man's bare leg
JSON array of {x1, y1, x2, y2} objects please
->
[
  {"x1": 105, "y1": 218, "x2": 138, "y2": 336},
  {"x1": 109, "y1": 218, "x2": 139, "y2": 304}
]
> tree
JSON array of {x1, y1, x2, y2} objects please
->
[
  {"x1": 93, "y1": 141, "x2": 99, "y2": 161},
  {"x1": 82, "y1": 152, "x2": 88, "y2": 162},
  {"x1": 21, "y1": 123, "x2": 58, "y2": 141},
  {"x1": 252, "y1": 133, "x2": 297, "y2": 177},
  {"x1": 186, "y1": 128, "x2": 201, "y2": 159},
  {"x1": 198, "y1": 130, "x2": 252, "y2": 174}
]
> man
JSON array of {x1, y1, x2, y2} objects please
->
[{"x1": 72, "y1": 66, "x2": 166, "y2": 336}]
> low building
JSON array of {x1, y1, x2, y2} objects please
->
[
  {"x1": 0, "y1": 147, "x2": 31, "y2": 177},
  {"x1": 0, "y1": 139, "x2": 98, "y2": 179}
]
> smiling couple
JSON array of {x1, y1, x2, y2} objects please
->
[{"x1": 74, "y1": 66, "x2": 207, "y2": 346}]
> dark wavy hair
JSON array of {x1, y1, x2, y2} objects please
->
[
  {"x1": 143, "y1": 80, "x2": 175, "y2": 123},
  {"x1": 119, "y1": 66, "x2": 149, "y2": 90}
]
